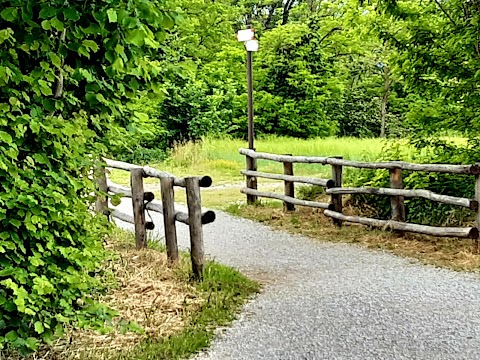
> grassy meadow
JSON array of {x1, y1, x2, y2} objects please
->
[{"x1": 109, "y1": 136, "x2": 393, "y2": 207}]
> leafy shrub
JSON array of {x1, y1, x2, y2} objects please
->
[
  {"x1": 349, "y1": 139, "x2": 478, "y2": 226},
  {"x1": 297, "y1": 185, "x2": 325, "y2": 200},
  {"x1": 115, "y1": 146, "x2": 168, "y2": 165},
  {"x1": 0, "y1": 113, "x2": 109, "y2": 354},
  {"x1": 0, "y1": 0, "x2": 177, "y2": 353}
]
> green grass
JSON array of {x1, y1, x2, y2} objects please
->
[
  {"x1": 108, "y1": 262, "x2": 259, "y2": 360},
  {"x1": 100, "y1": 232, "x2": 259, "y2": 360},
  {"x1": 110, "y1": 136, "x2": 390, "y2": 186},
  {"x1": 108, "y1": 136, "x2": 392, "y2": 209}
]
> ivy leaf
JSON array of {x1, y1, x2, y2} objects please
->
[
  {"x1": 5, "y1": 331, "x2": 18, "y2": 342},
  {"x1": 107, "y1": 9, "x2": 118, "y2": 23},
  {"x1": 38, "y1": 80, "x2": 53, "y2": 96},
  {"x1": 9, "y1": 219, "x2": 21, "y2": 227},
  {"x1": 161, "y1": 14, "x2": 174, "y2": 29}
]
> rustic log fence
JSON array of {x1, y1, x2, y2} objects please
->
[
  {"x1": 239, "y1": 148, "x2": 480, "y2": 241},
  {"x1": 95, "y1": 159, "x2": 216, "y2": 280}
]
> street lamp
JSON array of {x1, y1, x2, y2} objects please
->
[
  {"x1": 237, "y1": 27, "x2": 259, "y2": 204},
  {"x1": 236, "y1": 28, "x2": 259, "y2": 150}
]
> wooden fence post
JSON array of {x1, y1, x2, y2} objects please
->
[
  {"x1": 185, "y1": 177, "x2": 205, "y2": 280},
  {"x1": 390, "y1": 166, "x2": 406, "y2": 236},
  {"x1": 475, "y1": 166, "x2": 480, "y2": 252},
  {"x1": 331, "y1": 157, "x2": 343, "y2": 227},
  {"x1": 160, "y1": 177, "x2": 179, "y2": 264},
  {"x1": 131, "y1": 168, "x2": 147, "y2": 249},
  {"x1": 95, "y1": 164, "x2": 109, "y2": 217},
  {"x1": 283, "y1": 155, "x2": 295, "y2": 211},
  {"x1": 246, "y1": 155, "x2": 258, "y2": 205}
]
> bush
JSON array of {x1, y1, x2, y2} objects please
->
[
  {"x1": 349, "y1": 139, "x2": 478, "y2": 226},
  {"x1": 0, "y1": 0, "x2": 177, "y2": 353},
  {"x1": 0, "y1": 113, "x2": 109, "y2": 354}
]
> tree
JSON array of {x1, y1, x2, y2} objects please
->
[{"x1": 373, "y1": 0, "x2": 480, "y2": 135}]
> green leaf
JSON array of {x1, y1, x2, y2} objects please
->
[
  {"x1": 50, "y1": 17, "x2": 64, "y2": 31},
  {"x1": 41, "y1": 20, "x2": 51, "y2": 30},
  {"x1": 5, "y1": 331, "x2": 18, "y2": 342},
  {"x1": 125, "y1": 29, "x2": 145, "y2": 47},
  {"x1": 9, "y1": 219, "x2": 21, "y2": 227},
  {"x1": 161, "y1": 14, "x2": 174, "y2": 29},
  {"x1": 49, "y1": 53, "x2": 61, "y2": 68},
  {"x1": 39, "y1": 7, "x2": 57, "y2": 19},
  {"x1": 34, "y1": 321, "x2": 44, "y2": 334},
  {"x1": 82, "y1": 40, "x2": 99, "y2": 53},
  {"x1": 38, "y1": 80, "x2": 53, "y2": 96},
  {"x1": 0, "y1": 131, "x2": 12, "y2": 144},
  {"x1": 63, "y1": 8, "x2": 80, "y2": 21},
  {"x1": 78, "y1": 46, "x2": 90, "y2": 58},
  {"x1": 107, "y1": 9, "x2": 118, "y2": 23},
  {"x1": 1, "y1": 7, "x2": 18, "y2": 22}
]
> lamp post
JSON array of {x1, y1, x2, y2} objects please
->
[{"x1": 237, "y1": 27, "x2": 259, "y2": 204}]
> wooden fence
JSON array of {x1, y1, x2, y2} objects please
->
[
  {"x1": 240, "y1": 148, "x2": 480, "y2": 240},
  {"x1": 95, "y1": 159, "x2": 216, "y2": 280}
]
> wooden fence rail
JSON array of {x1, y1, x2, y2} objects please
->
[
  {"x1": 95, "y1": 158, "x2": 216, "y2": 280},
  {"x1": 239, "y1": 148, "x2": 480, "y2": 241}
]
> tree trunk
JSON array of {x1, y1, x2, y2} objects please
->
[{"x1": 380, "y1": 67, "x2": 391, "y2": 138}]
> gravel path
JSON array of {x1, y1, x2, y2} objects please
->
[{"x1": 115, "y1": 199, "x2": 480, "y2": 359}]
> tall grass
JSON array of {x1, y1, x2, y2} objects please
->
[{"x1": 162, "y1": 136, "x2": 390, "y2": 184}]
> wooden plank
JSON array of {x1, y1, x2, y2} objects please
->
[
  {"x1": 475, "y1": 169, "x2": 480, "y2": 252},
  {"x1": 324, "y1": 210, "x2": 479, "y2": 239},
  {"x1": 107, "y1": 181, "x2": 154, "y2": 202},
  {"x1": 246, "y1": 155, "x2": 258, "y2": 205},
  {"x1": 186, "y1": 177, "x2": 205, "y2": 280},
  {"x1": 94, "y1": 165, "x2": 108, "y2": 216},
  {"x1": 145, "y1": 201, "x2": 216, "y2": 225},
  {"x1": 241, "y1": 171, "x2": 334, "y2": 188},
  {"x1": 390, "y1": 167, "x2": 405, "y2": 236},
  {"x1": 331, "y1": 157, "x2": 343, "y2": 227},
  {"x1": 241, "y1": 188, "x2": 333, "y2": 210},
  {"x1": 283, "y1": 155, "x2": 295, "y2": 211},
  {"x1": 326, "y1": 187, "x2": 477, "y2": 209},
  {"x1": 238, "y1": 149, "x2": 480, "y2": 174},
  {"x1": 160, "y1": 177, "x2": 178, "y2": 264},
  {"x1": 131, "y1": 169, "x2": 147, "y2": 249},
  {"x1": 110, "y1": 209, "x2": 154, "y2": 230},
  {"x1": 103, "y1": 158, "x2": 212, "y2": 188}
]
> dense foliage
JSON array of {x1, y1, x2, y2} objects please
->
[
  {"x1": 0, "y1": 0, "x2": 175, "y2": 353},
  {"x1": 117, "y1": 0, "x2": 406, "y2": 162}
]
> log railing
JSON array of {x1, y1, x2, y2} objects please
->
[
  {"x1": 95, "y1": 158, "x2": 216, "y2": 280},
  {"x1": 239, "y1": 148, "x2": 480, "y2": 240}
]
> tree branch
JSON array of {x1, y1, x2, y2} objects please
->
[
  {"x1": 432, "y1": 0, "x2": 457, "y2": 26},
  {"x1": 54, "y1": 29, "x2": 66, "y2": 99},
  {"x1": 318, "y1": 27, "x2": 342, "y2": 46}
]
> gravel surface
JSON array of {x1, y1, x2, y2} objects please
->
[{"x1": 115, "y1": 199, "x2": 480, "y2": 359}]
